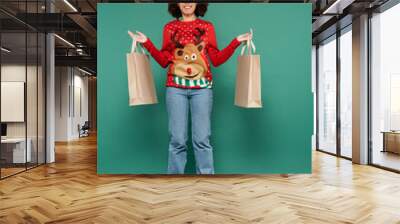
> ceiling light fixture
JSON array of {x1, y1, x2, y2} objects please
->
[
  {"x1": 76, "y1": 48, "x2": 85, "y2": 56},
  {"x1": 322, "y1": 0, "x2": 354, "y2": 15},
  {"x1": 54, "y1": 34, "x2": 75, "y2": 48},
  {"x1": 63, "y1": 0, "x2": 78, "y2": 12},
  {"x1": 78, "y1": 67, "x2": 93, "y2": 76},
  {"x1": 323, "y1": 0, "x2": 342, "y2": 14},
  {"x1": 1, "y1": 47, "x2": 11, "y2": 53}
]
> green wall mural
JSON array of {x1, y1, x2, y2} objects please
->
[{"x1": 97, "y1": 3, "x2": 313, "y2": 174}]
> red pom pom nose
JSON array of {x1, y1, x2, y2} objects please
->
[{"x1": 187, "y1": 67, "x2": 192, "y2": 75}]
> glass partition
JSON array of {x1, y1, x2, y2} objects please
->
[
  {"x1": 1, "y1": 30, "x2": 28, "y2": 177},
  {"x1": 0, "y1": 1, "x2": 46, "y2": 179},
  {"x1": 27, "y1": 30, "x2": 38, "y2": 169}
]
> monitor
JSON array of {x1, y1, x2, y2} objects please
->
[{"x1": 1, "y1": 123, "x2": 7, "y2": 137}]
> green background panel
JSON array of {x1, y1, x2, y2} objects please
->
[{"x1": 97, "y1": 3, "x2": 312, "y2": 174}]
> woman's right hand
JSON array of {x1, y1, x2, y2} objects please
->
[
  {"x1": 236, "y1": 32, "x2": 252, "y2": 43},
  {"x1": 128, "y1": 30, "x2": 148, "y2": 43}
]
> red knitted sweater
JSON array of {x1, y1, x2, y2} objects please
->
[{"x1": 142, "y1": 18, "x2": 241, "y2": 89}]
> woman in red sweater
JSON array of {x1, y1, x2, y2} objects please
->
[{"x1": 129, "y1": 3, "x2": 251, "y2": 174}]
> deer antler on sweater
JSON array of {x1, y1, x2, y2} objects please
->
[
  {"x1": 171, "y1": 31, "x2": 184, "y2": 49},
  {"x1": 193, "y1": 28, "x2": 206, "y2": 45}
]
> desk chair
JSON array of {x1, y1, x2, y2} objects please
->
[{"x1": 78, "y1": 121, "x2": 90, "y2": 138}]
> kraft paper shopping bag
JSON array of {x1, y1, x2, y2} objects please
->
[
  {"x1": 235, "y1": 30, "x2": 262, "y2": 108},
  {"x1": 126, "y1": 40, "x2": 158, "y2": 106},
  {"x1": 235, "y1": 33, "x2": 262, "y2": 108}
]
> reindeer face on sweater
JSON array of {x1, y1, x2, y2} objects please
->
[
  {"x1": 172, "y1": 43, "x2": 207, "y2": 80},
  {"x1": 171, "y1": 28, "x2": 208, "y2": 80}
]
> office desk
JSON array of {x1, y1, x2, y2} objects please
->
[
  {"x1": 1, "y1": 138, "x2": 32, "y2": 163},
  {"x1": 382, "y1": 131, "x2": 400, "y2": 154}
]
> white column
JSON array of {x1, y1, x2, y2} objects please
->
[
  {"x1": 312, "y1": 45, "x2": 317, "y2": 150},
  {"x1": 46, "y1": 1, "x2": 55, "y2": 163},
  {"x1": 46, "y1": 33, "x2": 55, "y2": 163},
  {"x1": 352, "y1": 14, "x2": 369, "y2": 164}
]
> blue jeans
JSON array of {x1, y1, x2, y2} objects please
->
[{"x1": 166, "y1": 87, "x2": 214, "y2": 174}]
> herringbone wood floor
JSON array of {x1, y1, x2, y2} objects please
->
[{"x1": 1, "y1": 134, "x2": 400, "y2": 224}]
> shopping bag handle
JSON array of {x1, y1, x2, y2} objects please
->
[
  {"x1": 240, "y1": 28, "x2": 256, "y2": 55},
  {"x1": 131, "y1": 39, "x2": 146, "y2": 54}
]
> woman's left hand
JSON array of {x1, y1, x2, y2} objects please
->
[
  {"x1": 236, "y1": 32, "x2": 252, "y2": 43},
  {"x1": 128, "y1": 30, "x2": 148, "y2": 43}
]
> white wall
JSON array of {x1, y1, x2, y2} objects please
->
[
  {"x1": 55, "y1": 67, "x2": 89, "y2": 141},
  {"x1": 71, "y1": 73, "x2": 89, "y2": 138},
  {"x1": 55, "y1": 67, "x2": 70, "y2": 141}
]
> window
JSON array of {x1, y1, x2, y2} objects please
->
[
  {"x1": 339, "y1": 28, "x2": 352, "y2": 158},
  {"x1": 371, "y1": 3, "x2": 400, "y2": 171},
  {"x1": 317, "y1": 35, "x2": 337, "y2": 154}
]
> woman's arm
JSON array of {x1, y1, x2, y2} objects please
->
[
  {"x1": 129, "y1": 27, "x2": 173, "y2": 68},
  {"x1": 206, "y1": 24, "x2": 241, "y2": 67},
  {"x1": 142, "y1": 28, "x2": 174, "y2": 68}
]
